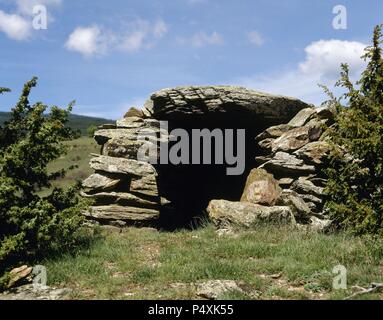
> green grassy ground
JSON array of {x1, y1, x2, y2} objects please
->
[
  {"x1": 36, "y1": 137, "x2": 383, "y2": 300},
  {"x1": 43, "y1": 225, "x2": 383, "y2": 300},
  {"x1": 39, "y1": 137, "x2": 100, "y2": 195}
]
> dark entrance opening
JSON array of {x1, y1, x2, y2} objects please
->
[{"x1": 155, "y1": 116, "x2": 269, "y2": 230}]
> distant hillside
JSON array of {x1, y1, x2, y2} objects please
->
[{"x1": 0, "y1": 112, "x2": 114, "y2": 136}]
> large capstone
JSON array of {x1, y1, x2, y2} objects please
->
[{"x1": 146, "y1": 86, "x2": 310, "y2": 127}]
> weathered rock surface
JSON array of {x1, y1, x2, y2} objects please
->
[
  {"x1": 82, "y1": 109, "x2": 163, "y2": 225},
  {"x1": 315, "y1": 105, "x2": 335, "y2": 120},
  {"x1": 80, "y1": 191, "x2": 159, "y2": 208},
  {"x1": 292, "y1": 177, "x2": 324, "y2": 197},
  {"x1": 278, "y1": 177, "x2": 294, "y2": 186},
  {"x1": 98, "y1": 123, "x2": 117, "y2": 130},
  {"x1": 94, "y1": 118, "x2": 166, "y2": 160},
  {"x1": 257, "y1": 138, "x2": 274, "y2": 152},
  {"x1": 243, "y1": 101, "x2": 334, "y2": 228},
  {"x1": 299, "y1": 193, "x2": 323, "y2": 205},
  {"x1": 129, "y1": 174, "x2": 159, "y2": 197},
  {"x1": 103, "y1": 138, "x2": 155, "y2": 160},
  {"x1": 124, "y1": 107, "x2": 144, "y2": 119},
  {"x1": 293, "y1": 141, "x2": 330, "y2": 165},
  {"x1": 260, "y1": 152, "x2": 316, "y2": 176},
  {"x1": 84, "y1": 205, "x2": 160, "y2": 224},
  {"x1": 0, "y1": 284, "x2": 71, "y2": 300},
  {"x1": 276, "y1": 189, "x2": 311, "y2": 220},
  {"x1": 240, "y1": 168, "x2": 281, "y2": 205},
  {"x1": 196, "y1": 280, "x2": 245, "y2": 300},
  {"x1": 271, "y1": 126, "x2": 323, "y2": 153},
  {"x1": 90, "y1": 156, "x2": 157, "y2": 177},
  {"x1": 147, "y1": 86, "x2": 310, "y2": 125},
  {"x1": 82, "y1": 129, "x2": 161, "y2": 225},
  {"x1": 1, "y1": 265, "x2": 72, "y2": 300},
  {"x1": 7, "y1": 265, "x2": 33, "y2": 289},
  {"x1": 308, "y1": 216, "x2": 333, "y2": 232},
  {"x1": 116, "y1": 116, "x2": 147, "y2": 129},
  {"x1": 82, "y1": 173, "x2": 121, "y2": 192},
  {"x1": 255, "y1": 124, "x2": 294, "y2": 142},
  {"x1": 207, "y1": 200, "x2": 295, "y2": 227},
  {"x1": 288, "y1": 107, "x2": 316, "y2": 127}
]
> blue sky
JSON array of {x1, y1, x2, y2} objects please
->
[{"x1": 0, "y1": 0, "x2": 382, "y2": 119}]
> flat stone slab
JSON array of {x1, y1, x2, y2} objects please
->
[
  {"x1": 89, "y1": 156, "x2": 157, "y2": 177},
  {"x1": 146, "y1": 86, "x2": 311, "y2": 125},
  {"x1": 84, "y1": 205, "x2": 160, "y2": 223},
  {"x1": 80, "y1": 191, "x2": 159, "y2": 208}
]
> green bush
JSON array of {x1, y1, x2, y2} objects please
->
[
  {"x1": 323, "y1": 25, "x2": 383, "y2": 235},
  {"x1": 87, "y1": 125, "x2": 97, "y2": 138},
  {"x1": 0, "y1": 78, "x2": 86, "y2": 281}
]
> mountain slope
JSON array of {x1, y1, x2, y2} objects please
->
[{"x1": 0, "y1": 112, "x2": 114, "y2": 136}]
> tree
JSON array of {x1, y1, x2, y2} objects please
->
[
  {"x1": 0, "y1": 78, "x2": 86, "y2": 281},
  {"x1": 323, "y1": 25, "x2": 383, "y2": 235},
  {"x1": 0, "y1": 87, "x2": 10, "y2": 94}
]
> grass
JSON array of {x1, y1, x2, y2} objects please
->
[
  {"x1": 39, "y1": 136, "x2": 100, "y2": 195},
  {"x1": 30, "y1": 129, "x2": 383, "y2": 300},
  {"x1": 42, "y1": 224, "x2": 383, "y2": 300}
]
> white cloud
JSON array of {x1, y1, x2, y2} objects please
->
[
  {"x1": 0, "y1": 10, "x2": 31, "y2": 40},
  {"x1": 0, "y1": 0, "x2": 61, "y2": 41},
  {"x1": 65, "y1": 26, "x2": 108, "y2": 57},
  {"x1": 153, "y1": 19, "x2": 168, "y2": 39},
  {"x1": 15, "y1": 0, "x2": 62, "y2": 16},
  {"x1": 247, "y1": 30, "x2": 264, "y2": 46},
  {"x1": 119, "y1": 19, "x2": 168, "y2": 52},
  {"x1": 237, "y1": 70, "x2": 326, "y2": 105},
  {"x1": 299, "y1": 39, "x2": 366, "y2": 78},
  {"x1": 120, "y1": 30, "x2": 146, "y2": 53},
  {"x1": 234, "y1": 39, "x2": 367, "y2": 105},
  {"x1": 66, "y1": 19, "x2": 168, "y2": 56},
  {"x1": 178, "y1": 31, "x2": 224, "y2": 47}
]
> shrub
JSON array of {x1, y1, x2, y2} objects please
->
[
  {"x1": 323, "y1": 25, "x2": 383, "y2": 235},
  {"x1": 0, "y1": 78, "x2": 86, "y2": 281},
  {"x1": 87, "y1": 125, "x2": 97, "y2": 138}
]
